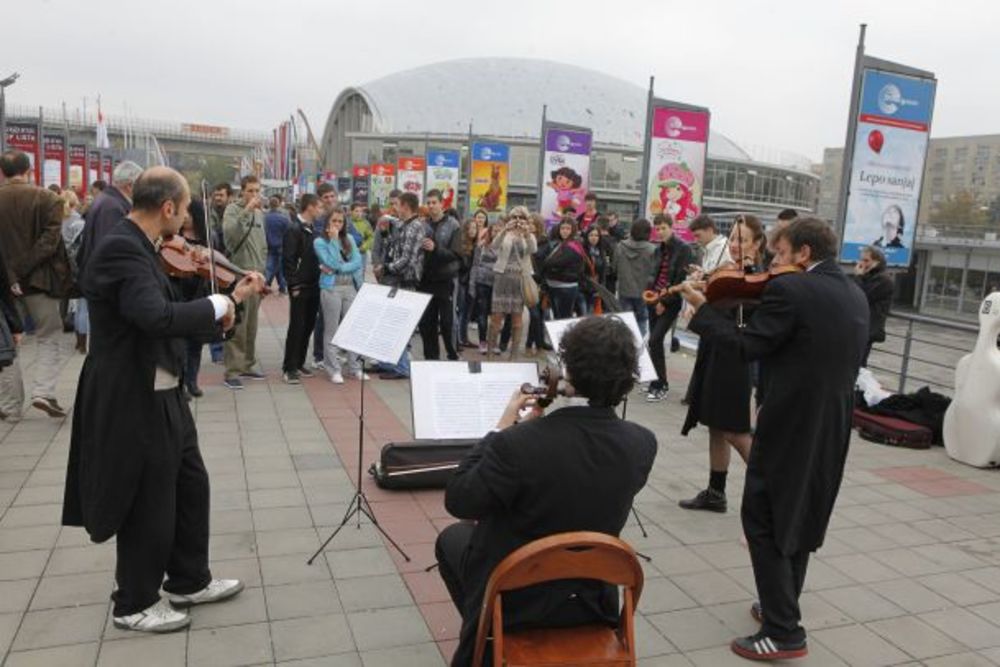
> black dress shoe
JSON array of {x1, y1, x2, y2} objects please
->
[
  {"x1": 678, "y1": 488, "x2": 728, "y2": 513},
  {"x1": 186, "y1": 385, "x2": 204, "y2": 398}
]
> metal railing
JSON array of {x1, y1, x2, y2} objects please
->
[{"x1": 868, "y1": 311, "x2": 980, "y2": 396}]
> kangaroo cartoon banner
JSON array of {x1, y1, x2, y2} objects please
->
[
  {"x1": 396, "y1": 156, "x2": 426, "y2": 204},
  {"x1": 539, "y1": 125, "x2": 592, "y2": 229},
  {"x1": 468, "y1": 141, "x2": 509, "y2": 217},
  {"x1": 425, "y1": 149, "x2": 460, "y2": 211},
  {"x1": 642, "y1": 104, "x2": 710, "y2": 243},
  {"x1": 841, "y1": 68, "x2": 936, "y2": 267}
]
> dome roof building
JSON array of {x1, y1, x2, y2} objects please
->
[{"x1": 321, "y1": 58, "x2": 818, "y2": 219}]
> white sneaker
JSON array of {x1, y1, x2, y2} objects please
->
[
  {"x1": 331, "y1": 372, "x2": 345, "y2": 384},
  {"x1": 353, "y1": 370, "x2": 370, "y2": 380},
  {"x1": 310, "y1": 359, "x2": 324, "y2": 371},
  {"x1": 113, "y1": 598, "x2": 190, "y2": 633},
  {"x1": 166, "y1": 578, "x2": 244, "y2": 608}
]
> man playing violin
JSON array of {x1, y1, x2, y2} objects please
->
[
  {"x1": 435, "y1": 316, "x2": 657, "y2": 666},
  {"x1": 680, "y1": 218, "x2": 868, "y2": 661},
  {"x1": 62, "y1": 167, "x2": 266, "y2": 633}
]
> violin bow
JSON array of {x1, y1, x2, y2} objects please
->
[{"x1": 200, "y1": 180, "x2": 219, "y2": 295}]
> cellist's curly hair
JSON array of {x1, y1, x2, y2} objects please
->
[{"x1": 559, "y1": 316, "x2": 637, "y2": 407}]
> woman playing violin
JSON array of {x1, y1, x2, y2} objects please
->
[{"x1": 678, "y1": 214, "x2": 766, "y2": 513}]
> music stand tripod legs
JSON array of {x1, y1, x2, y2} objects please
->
[{"x1": 308, "y1": 371, "x2": 411, "y2": 564}]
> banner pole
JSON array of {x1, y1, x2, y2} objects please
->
[
  {"x1": 638, "y1": 76, "x2": 655, "y2": 221},
  {"x1": 536, "y1": 105, "x2": 547, "y2": 212},
  {"x1": 835, "y1": 23, "x2": 867, "y2": 258},
  {"x1": 465, "y1": 121, "x2": 473, "y2": 216}
]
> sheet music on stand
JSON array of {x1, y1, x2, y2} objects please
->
[
  {"x1": 410, "y1": 361, "x2": 540, "y2": 440},
  {"x1": 544, "y1": 312, "x2": 657, "y2": 383},
  {"x1": 332, "y1": 284, "x2": 432, "y2": 364}
]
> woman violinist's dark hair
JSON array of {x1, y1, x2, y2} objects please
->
[
  {"x1": 186, "y1": 198, "x2": 208, "y2": 245},
  {"x1": 559, "y1": 316, "x2": 637, "y2": 407}
]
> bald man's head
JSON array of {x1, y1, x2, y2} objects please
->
[{"x1": 132, "y1": 166, "x2": 190, "y2": 213}]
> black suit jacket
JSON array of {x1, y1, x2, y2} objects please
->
[
  {"x1": 63, "y1": 220, "x2": 221, "y2": 542},
  {"x1": 78, "y1": 186, "x2": 131, "y2": 272},
  {"x1": 690, "y1": 260, "x2": 869, "y2": 555},
  {"x1": 445, "y1": 405, "x2": 657, "y2": 665}
]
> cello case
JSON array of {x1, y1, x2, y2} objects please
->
[{"x1": 943, "y1": 292, "x2": 1000, "y2": 468}]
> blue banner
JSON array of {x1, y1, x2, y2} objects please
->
[
  {"x1": 427, "y1": 149, "x2": 460, "y2": 169},
  {"x1": 471, "y1": 142, "x2": 509, "y2": 163},
  {"x1": 841, "y1": 68, "x2": 936, "y2": 267}
]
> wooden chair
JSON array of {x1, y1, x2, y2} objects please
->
[{"x1": 471, "y1": 531, "x2": 644, "y2": 666}]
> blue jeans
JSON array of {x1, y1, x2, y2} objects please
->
[
  {"x1": 549, "y1": 286, "x2": 579, "y2": 320},
  {"x1": 265, "y1": 249, "x2": 286, "y2": 292},
  {"x1": 620, "y1": 296, "x2": 649, "y2": 336}
]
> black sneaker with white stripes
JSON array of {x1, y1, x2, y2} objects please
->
[{"x1": 731, "y1": 632, "x2": 807, "y2": 661}]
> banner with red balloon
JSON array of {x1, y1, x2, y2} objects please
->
[{"x1": 841, "y1": 68, "x2": 936, "y2": 267}]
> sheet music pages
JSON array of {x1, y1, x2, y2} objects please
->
[
  {"x1": 411, "y1": 362, "x2": 539, "y2": 439},
  {"x1": 332, "y1": 284, "x2": 432, "y2": 363},
  {"x1": 544, "y1": 312, "x2": 657, "y2": 382}
]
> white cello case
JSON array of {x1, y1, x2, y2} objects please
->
[{"x1": 943, "y1": 292, "x2": 1000, "y2": 468}]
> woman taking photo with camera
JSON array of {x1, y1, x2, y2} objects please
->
[{"x1": 487, "y1": 206, "x2": 537, "y2": 360}]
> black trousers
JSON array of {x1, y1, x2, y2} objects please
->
[
  {"x1": 742, "y1": 469, "x2": 809, "y2": 643},
  {"x1": 648, "y1": 300, "x2": 681, "y2": 390},
  {"x1": 436, "y1": 522, "x2": 479, "y2": 666},
  {"x1": 283, "y1": 286, "x2": 320, "y2": 373},
  {"x1": 419, "y1": 280, "x2": 458, "y2": 361},
  {"x1": 113, "y1": 388, "x2": 211, "y2": 616}
]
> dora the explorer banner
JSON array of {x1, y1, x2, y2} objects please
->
[{"x1": 468, "y1": 141, "x2": 509, "y2": 216}]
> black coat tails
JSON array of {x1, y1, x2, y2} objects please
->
[
  {"x1": 62, "y1": 219, "x2": 221, "y2": 542},
  {"x1": 689, "y1": 260, "x2": 869, "y2": 555}
]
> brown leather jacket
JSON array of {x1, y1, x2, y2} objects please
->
[{"x1": 0, "y1": 181, "x2": 72, "y2": 297}]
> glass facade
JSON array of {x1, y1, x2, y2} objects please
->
[{"x1": 921, "y1": 247, "x2": 1000, "y2": 317}]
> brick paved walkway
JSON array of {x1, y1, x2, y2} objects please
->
[{"x1": 0, "y1": 294, "x2": 998, "y2": 666}]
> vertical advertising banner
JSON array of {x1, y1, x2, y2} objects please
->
[
  {"x1": 425, "y1": 149, "x2": 460, "y2": 211},
  {"x1": 396, "y1": 156, "x2": 427, "y2": 204},
  {"x1": 642, "y1": 105, "x2": 710, "y2": 243},
  {"x1": 351, "y1": 165, "x2": 370, "y2": 205},
  {"x1": 841, "y1": 69, "x2": 936, "y2": 266},
  {"x1": 88, "y1": 150, "x2": 101, "y2": 186},
  {"x1": 336, "y1": 176, "x2": 352, "y2": 204},
  {"x1": 5, "y1": 123, "x2": 41, "y2": 184},
  {"x1": 539, "y1": 126, "x2": 592, "y2": 228},
  {"x1": 69, "y1": 144, "x2": 87, "y2": 194},
  {"x1": 368, "y1": 163, "x2": 396, "y2": 208},
  {"x1": 468, "y1": 141, "x2": 509, "y2": 216},
  {"x1": 42, "y1": 134, "x2": 66, "y2": 189},
  {"x1": 102, "y1": 155, "x2": 113, "y2": 184}
]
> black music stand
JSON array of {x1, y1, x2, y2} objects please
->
[
  {"x1": 307, "y1": 285, "x2": 430, "y2": 565},
  {"x1": 308, "y1": 368, "x2": 409, "y2": 564}
]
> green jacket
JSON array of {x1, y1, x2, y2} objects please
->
[
  {"x1": 222, "y1": 200, "x2": 266, "y2": 272},
  {"x1": 352, "y1": 216, "x2": 375, "y2": 254}
]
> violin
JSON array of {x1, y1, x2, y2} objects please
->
[
  {"x1": 158, "y1": 235, "x2": 270, "y2": 296},
  {"x1": 703, "y1": 264, "x2": 802, "y2": 303},
  {"x1": 519, "y1": 364, "x2": 574, "y2": 408}
]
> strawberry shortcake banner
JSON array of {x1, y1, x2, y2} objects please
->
[
  {"x1": 369, "y1": 163, "x2": 396, "y2": 208},
  {"x1": 641, "y1": 104, "x2": 710, "y2": 243},
  {"x1": 539, "y1": 124, "x2": 592, "y2": 230}
]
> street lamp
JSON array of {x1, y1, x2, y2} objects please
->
[{"x1": 0, "y1": 72, "x2": 21, "y2": 153}]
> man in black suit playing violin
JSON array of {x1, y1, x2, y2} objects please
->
[
  {"x1": 681, "y1": 218, "x2": 868, "y2": 661},
  {"x1": 435, "y1": 316, "x2": 657, "y2": 666},
  {"x1": 63, "y1": 167, "x2": 266, "y2": 633}
]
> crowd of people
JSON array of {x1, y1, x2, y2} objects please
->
[{"x1": 0, "y1": 149, "x2": 898, "y2": 662}]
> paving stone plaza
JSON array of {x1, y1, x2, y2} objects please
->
[{"x1": 1, "y1": 296, "x2": 998, "y2": 666}]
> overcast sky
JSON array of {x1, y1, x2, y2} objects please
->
[{"x1": 5, "y1": 0, "x2": 995, "y2": 162}]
